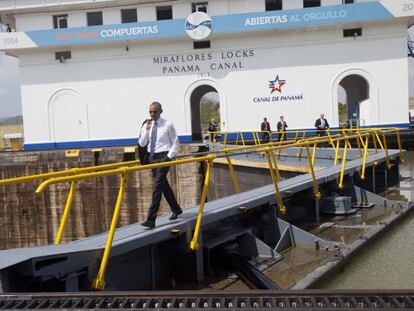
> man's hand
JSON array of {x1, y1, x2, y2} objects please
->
[{"x1": 146, "y1": 120, "x2": 152, "y2": 130}]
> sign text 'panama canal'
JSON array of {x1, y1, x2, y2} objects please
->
[{"x1": 152, "y1": 49, "x2": 255, "y2": 74}]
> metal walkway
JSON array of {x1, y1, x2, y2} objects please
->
[
  {"x1": 1, "y1": 290, "x2": 414, "y2": 310},
  {"x1": 0, "y1": 149, "x2": 399, "y2": 270},
  {"x1": 0, "y1": 148, "x2": 402, "y2": 291}
]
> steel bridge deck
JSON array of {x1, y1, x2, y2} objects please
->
[{"x1": 0, "y1": 150, "x2": 400, "y2": 272}]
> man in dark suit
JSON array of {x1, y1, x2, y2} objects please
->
[
  {"x1": 261, "y1": 117, "x2": 271, "y2": 143},
  {"x1": 276, "y1": 116, "x2": 288, "y2": 141},
  {"x1": 315, "y1": 113, "x2": 330, "y2": 136}
]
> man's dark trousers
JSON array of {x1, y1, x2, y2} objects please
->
[
  {"x1": 147, "y1": 152, "x2": 181, "y2": 222},
  {"x1": 278, "y1": 132, "x2": 286, "y2": 141},
  {"x1": 262, "y1": 132, "x2": 270, "y2": 144}
]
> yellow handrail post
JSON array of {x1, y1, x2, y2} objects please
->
[
  {"x1": 355, "y1": 132, "x2": 363, "y2": 158},
  {"x1": 258, "y1": 131, "x2": 263, "y2": 145},
  {"x1": 338, "y1": 138, "x2": 349, "y2": 189},
  {"x1": 358, "y1": 131, "x2": 367, "y2": 150},
  {"x1": 225, "y1": 152, "x2": 240, "y2": 193},
  {"x1": 296, "y1": 132, "x2": 306, "y2": 158},
  {"x1": 327, "y1": 129, "x2": 335, "y2": 150},
  {"x1": 347, "y1": 139, "x2": 352, "y2": 149},
  {"x1": 304, "y1": 144, "x2": 321, "y2": 200},
  {"x1": 254, "y1": 132, "x2": 258, "y2": 145},
  {"x1": 240, "y1": 132, "x2": 246, "y2": 147},
  {"x1": 360, "y1": 136, "x2": 369, "y2": 180},
  {"x1": 265, "y1": 148, "x2": 285, "y2": 214},
  {"x1": 265, "y1": 148, "x2": 278, "y2": 188},
  {"x1": 296, "y1": 145, "x2": 303, "y2": 158},
  {"x1": 270, "y1": 149, "x2": 282, "y2": 182},
  {"x1": 251, "y1": 132, "x2": 256, "y2": 145},
  {"x1": 224, "y1": 132, "x2": 228, "y2": 147},
  {"x1": 190, "y1": 156, "x2": 214, "y2": 251},
  {"x1": 54, "y1": 180, "x2": 77, "y2": 245},
  {"x1": 375, "y1": 133, "x2": 384, "y2": 150},
  {"x1": 381, "y1": 132, "x2": 392, "y2": 169},
  {"x1": 276, "y1": 136, "x2": 282, "y2": 156},
  {"x1": 396, "y1": 130, "x2": 405, "y2": 164},
  {"x1": 333, "y1": 140, "x2": 341, "y2": 166},
  {"x1": 372, "y1": 132, "x2": 378, "y2": 153},
  {"x1": 311, "y1": 142, "x2": 317, "y2": 165},
  {"x1": 294, "y1": 131, "x2": 299, "y2": 143},
  {"x1": 92, "y1": 172, "x2": 128, "y2": 290},
  {"x1": 235, "y1": 132, "x2": 239, "y2": 145}
]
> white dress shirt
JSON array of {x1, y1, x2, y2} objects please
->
[
  {"x1": 138, "y1": 117, "x2": 180, "y2": 159},
  {"x1": 320, "y1": 118, "x2": 325, "y2": 129}
]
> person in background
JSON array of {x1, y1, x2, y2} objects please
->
[
  {"x1": 261, "y1": 117, "x2": 271, "y2": 143},
  {"x1": 208, "y1": 118, "x2": 219, "y2": 142},
  {"x1": 276, "y1": 116, "x2": 288, "y2": 141},
  {"x1": 138, "y1": 101, "x2": 183, "y2": 229},
  {"x1": 315, "y1": 113, "x2": 330, "y2": 136},
  {"x1": 6, "y1": 24, "x2": 12, "y2": 32}
]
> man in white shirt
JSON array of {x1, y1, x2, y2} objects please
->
[{"x1": 138, "y1": 101, "x2": 182, "y2": 228}]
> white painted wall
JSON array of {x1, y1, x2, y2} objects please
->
[
  {"x1": 283, "y1": 0, "x2": 303, "y2": 10},
  {"x1": 15, "y1": 12, "x2": 52, "y2": 31},
  {"x1": 70, "y1": 11, "x2": 87, "y2": 27},
  {"x1": 137, "y1": 4, "x2": 155, "y2": 22},
  {"x1": 322, "y1": 0, "x2": 343, "y2": 5},
  {"x1": 174, "y1": 2, "x2": 190, "y2": 19},
  {"x1": 103, "y1": 9, "x2": 120, "y2": 25},
  {"x1": 17, "y1": 20, "x2": 409, "y2": 146}
]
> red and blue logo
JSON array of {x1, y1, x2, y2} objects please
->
[{"x1": 269, "y1": 75, "x2": 286, "y2": 94}]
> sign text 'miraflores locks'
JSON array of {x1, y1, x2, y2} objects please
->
[{"x1": 152, "y1": 49, "x2": 255, "y2": 74}]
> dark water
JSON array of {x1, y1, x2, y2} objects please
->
[{"x1": 319, "y1": 152, "x2": 414, "y2": 289}]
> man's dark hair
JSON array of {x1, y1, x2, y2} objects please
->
[{"x1": 150, "y1": 101, "x2": 162, "y2": 111}]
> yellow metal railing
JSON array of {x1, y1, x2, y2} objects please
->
[
  {"x1": 0, "y1": 127, "x2": 405, "y2": 290},
  {"x1": 0, "y1": 159, "x2": 140, "y2": 244}
]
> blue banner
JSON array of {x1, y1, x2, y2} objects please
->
[{"x1": 18, "y1": 2, "x2": 395, "y2": 48}]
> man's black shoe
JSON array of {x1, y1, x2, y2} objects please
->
[
  {"x1": 141, "y1": 220, "x2": 155, "y2": 229},
  {"x1": 169, "y1": 210, "x2": 183, "y2": 220}
]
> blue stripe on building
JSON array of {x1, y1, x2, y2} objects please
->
[
  {"x1": 25, "y1": 2, "x2": 394, "y2": 48},
  {"x1": 23, "y1": 123, "x2": 411, "y2": 151}
]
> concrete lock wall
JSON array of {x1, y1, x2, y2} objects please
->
[{"x1": 0, "y1": 145, "x2": 203, "y2": 250}]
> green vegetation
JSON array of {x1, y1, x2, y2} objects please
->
[
  {"x1": 200, "y1": 96, "x2": 220, "y2": 131},
  {"x1": 0, "y1": 115, "x2": 23, "y2": 125},
  {"x1": 338, "y1": 102, "x2": 347, "y2": 125}
]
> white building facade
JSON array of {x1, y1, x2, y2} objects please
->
[{"x1": 0, "y1": 0, "x2": 413, "y2": 150}]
